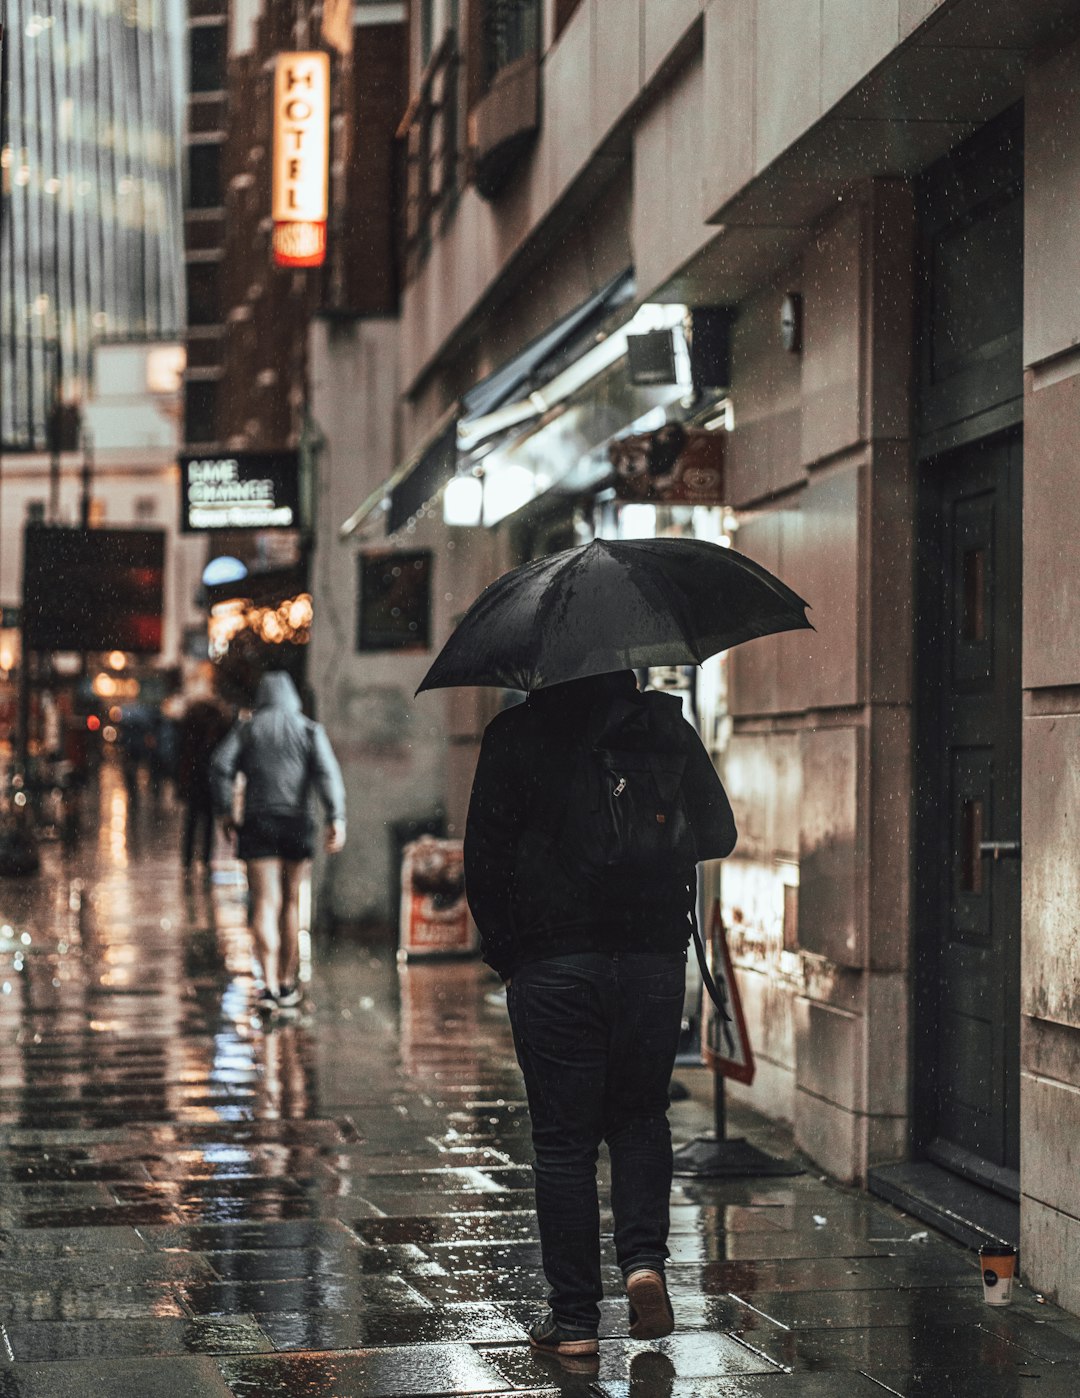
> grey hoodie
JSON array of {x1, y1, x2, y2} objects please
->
[{"x1": 211, "y1": 672, "x2": 345, "y2": 825}]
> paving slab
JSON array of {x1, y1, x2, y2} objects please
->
[
  {"x1": 256, "y1": 1302, "x2": 526, "y2": 1350},
  {"x1": 594, "y1": 1373, "x2": 888, "y2": 1398},
  {"x1": 0, "y1": 1226, "x2": 148, "y2": 1257},
  {"x1": 217, "y1": 1342, "x2": 508, "y2": 1396},
  {"x1": 0, "y1": 1355, "x2": 236, "y2": 1397},
  {"x1": 867, "y1": 1371, "x2": 1080, "y2": 1397},
  {"x1": 0, "y1": 1316, "x2": 273, "y2": 1362}
]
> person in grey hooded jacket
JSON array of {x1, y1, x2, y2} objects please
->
[{"x1": 212, "y1": 671, "x2": 345, "y2": 1011}]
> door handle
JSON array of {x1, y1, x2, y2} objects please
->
[{"x1": 978, "y1": 840, "x2": 1020, "y2": 861}]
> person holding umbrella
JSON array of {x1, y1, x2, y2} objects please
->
[{"x1": 419, "y1": 536, "x2": 811, "y2": 1358}]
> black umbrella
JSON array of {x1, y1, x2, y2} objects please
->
[{"x1": 417, "y1": 537, "x2": 812, "y2": 694}]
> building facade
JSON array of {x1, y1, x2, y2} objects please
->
[
  {"x1": 0, "y1": 0, "x2": 185, "y2": 447},
  {"x1": 180, "y1": 0, "x2": 405, "y2": 687},
  {"x1": 181, "y1": 0, "x2": 404, "y2": 450},
  {"x1": 0, "y1": 340, "x2": 205, "y2": 669},
  {"x1": 312, "y1": 0, "x2": 1080, "y2": 1315}
]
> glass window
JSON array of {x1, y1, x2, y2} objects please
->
[
  {"x1": 357, "y1": 551, "x2": 432, "y2": 651},
  {"x1": 190, "y1": 26, "x2": 227, "y2": 93},
  {"x1": 188, "y1": 144, "x2": 223, "y2": 210},
  {"x1": 185, "y1": 380, "x2": 219, "y2": 444},
  {"x1": 483, "y1": 0, "x2": 539, "y2": 82}
]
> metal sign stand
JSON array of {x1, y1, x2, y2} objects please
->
[
  {"x1": 673, "y1": 900, "x2": 802, "y2": 1178},
  {"x1": 673, "y1": 1064, "x2": 803, "y2": 1178}
]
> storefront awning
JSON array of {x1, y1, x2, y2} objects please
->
[
  {"x1": 460, "y1": 268, "x2": 634, "y2": 422},
  {"x1": 387, "y1": 414, "x2": 458, "y2": 534},
  {"x1": 338, "y1": 403, "x2": 458, "y2": 540},
  {"x1": 338, "y1": 272, "x2": 634, "y2": 540}
]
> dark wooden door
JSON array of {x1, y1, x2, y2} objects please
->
[{"x1": 917, "y1": 431, "x2": 1022, "y2": 1181}]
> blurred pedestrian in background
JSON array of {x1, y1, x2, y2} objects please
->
[
  {"x1": 465, "y1": 670, "x2": 737, "y2": 1358},
  {"x1": 176, "y1": 694, "x2": 231, "y2": 871},
  {"x1": 118, "y1": 702, "x2": 155, "y2": 800},
  {"x1": 211, "y1": 672, "x2": 345, "y2": 1012}
]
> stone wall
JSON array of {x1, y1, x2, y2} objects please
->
[
  {"x1": 1019, "y1": 34, "x2": 1080, "y2": 1316},
  {"x1": 722, "y1": 184, "x2": 915, "y2": 1182}
]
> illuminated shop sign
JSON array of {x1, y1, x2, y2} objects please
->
[
  {"x1": 271, "y1": 51, "x2": 330, "y2": 268},
  {"x1": 180, "y1": 452, "x2": 301, "y2": 532}
]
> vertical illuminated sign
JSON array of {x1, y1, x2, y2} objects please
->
[{"x1": 272, "y1": 52, "x2": 330, "y2": 268}]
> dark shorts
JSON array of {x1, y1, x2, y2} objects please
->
[{"x1": 238, "y1": 811, "x2": 314, "y2": 862}]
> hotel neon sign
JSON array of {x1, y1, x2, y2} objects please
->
[{"x1": 272, "y1": 51, "x2": 330, "y2": 268}]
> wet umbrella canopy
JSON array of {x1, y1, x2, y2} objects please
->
[{"x1": 417, "y1": 537, "x2": 812, "y2": 694}]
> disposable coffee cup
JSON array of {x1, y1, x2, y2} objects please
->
[{"x1": 979, "y1": 1243, "x2": 1017, "y2": 1306}]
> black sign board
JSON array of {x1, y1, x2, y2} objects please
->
[
  {"x1": 180, "y1": 451, "x2": 301, "y2": 532},
  {"x1": 22, "y1": 526, "x2": 165, "y2": 654}
]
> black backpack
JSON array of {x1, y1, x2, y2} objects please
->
[
  {"x1": 538, "y1": 689, "x2": 731, "y2": 1020},
  {"x1": 556, "y1": 691, "x2": 697, "y2": 886}
]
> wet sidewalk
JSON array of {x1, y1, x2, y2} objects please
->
[{"x1": 1, "y1": 769, "x2": 1079, "y2": 1397}]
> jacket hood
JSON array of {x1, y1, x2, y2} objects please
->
[
  {"x1": 526, "y1": 670, "x2": 688, "y2": 752},
  {"x1": 527, "y1": 670, "x2": 637, "y2": 714},
  {"x1": 254, "y1": 671, "x2": 303, "y2": 713}
]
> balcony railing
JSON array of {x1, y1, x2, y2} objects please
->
[{"x1": 398, "y1": 32, "x2": 459, "y2": 277}]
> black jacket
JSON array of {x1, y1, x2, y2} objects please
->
[{"x1": 464, "y1": 671, "x2": 737, "y2": 981}]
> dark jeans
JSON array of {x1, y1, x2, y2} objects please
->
[{"x1": 507, "y1": 951, "x2": 686, "y2": 1335}]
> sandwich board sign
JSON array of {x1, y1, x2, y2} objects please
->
[{"x1": 702, "y1": 899, "x2": 755, "y2": 1085}]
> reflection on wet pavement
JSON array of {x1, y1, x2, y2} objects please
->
[{"x1": 0, "y1": 768, "x2": 1079, "y2": 1396}]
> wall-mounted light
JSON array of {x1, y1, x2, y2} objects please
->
[
  {"x1": 443, "y1": 475, "x2": 484, "y2": 528},
  {"x1": 781, "y1": 293, "x2": 803, "y2": 354}
]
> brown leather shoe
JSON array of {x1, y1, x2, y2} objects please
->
[{"x1": 626, "y1": 1268, "x2": 675, "y2": 1340}]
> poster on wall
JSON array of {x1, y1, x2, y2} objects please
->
[{"x1": 609, "y1": 425, "x2": 725, "y2": 505}]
